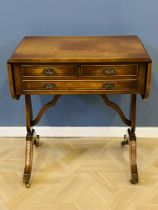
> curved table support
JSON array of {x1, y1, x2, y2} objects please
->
[
  {"x1": 23, "y1": 94, "x2": 138, "y2": 187},
  {"x1": 23, "y1": 95, "x2": 60, "y2": 188},
  {"x1": 31, "y1": 95, "x2": 61, "y2": 126},
  {"x1": 128, "y1": 129, "x2": 138, "y2": 184},
  {"x1": 23, "y1": 129, "x2": 39, "y2": 188},
  {"x1": 100, "y1": 94, "x2": 138, "y2": 184},
  {"x1": 100, "y1": 95, "x2": 131, "y2": 126}
]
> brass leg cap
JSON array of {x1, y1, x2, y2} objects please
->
[
  {"x1": 25, "y1": 182, "x2": 30, "y2": 188},
  {"x1": 130, "y1": 174, "x2": 139, "y2": 184}
]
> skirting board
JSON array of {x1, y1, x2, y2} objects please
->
[{"x1": 0, "y1": 127, "x2": 157, "y2": 138}]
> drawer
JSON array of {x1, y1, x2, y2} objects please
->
[
  {"x1": 23, "y1": 80, "x2": 137, "y2": 92},
  {"x1": 21, "y1": 65, "x2": 77, "y2": 77},
  {"x1": 81, "y1": 65, "x2": 138, "y2": 77}
]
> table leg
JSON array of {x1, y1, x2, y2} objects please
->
[
  {"x1": 23, "y1": 95, "x2": 40, "y2": 188},
  {"x1": 121, "y1": 94, "x2": 138, "y2": 184},
  {"x1": 100, "y1": 94, "x2": 138, "y2": 183},
  {"x1": 23, "y1": 95, "x2": 60, "y2": 187},
  {"x1": 129, "y1": 129, "x2": 138, "y2": 184}
]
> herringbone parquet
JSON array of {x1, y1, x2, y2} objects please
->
[{"x1": 0, "y1": 137, "x2": 158, "y2": 210}]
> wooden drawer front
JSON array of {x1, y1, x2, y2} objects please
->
[
  {"x1": 23, "y1": 80, "x2": 137, "y2": 92},
  {"x1": 81, "y1": 65, "x2": 138, "y2": 77},
  {"x1": 21, "y1": 65, "x2": 77, "y2": 77}
]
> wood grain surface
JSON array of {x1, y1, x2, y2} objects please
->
[{"x1": 8, "y1": 36, "x2": 151, "y2": 63}]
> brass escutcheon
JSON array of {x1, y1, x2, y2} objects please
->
[{"x1": 43, "y1": 68, "x2": 55, "y2": 75}]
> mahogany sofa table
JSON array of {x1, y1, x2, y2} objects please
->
[{"x1": 7, "y1": 36, "x2": 152, "y2": 188}]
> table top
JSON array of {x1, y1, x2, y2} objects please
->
[{"x1": 8, "y1": 36, "x2": 151, "y2": 63}]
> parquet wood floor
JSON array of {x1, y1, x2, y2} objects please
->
[{"x1": 0, "y1": 137, "x2": 158, "y2": 210}]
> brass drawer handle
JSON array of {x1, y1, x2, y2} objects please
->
[
  {"x1": 104, "y1": 68, "x2": 115, "y2": 75},
  {"x1": 43, "y1": 83, "x2": 56, "y2": 89},
  {"x1": 103, "y1": 82, "x2": 115, "y2": 89},
  {"x1": 43, "y1": 68, "x2": 55, "y2": 76}
]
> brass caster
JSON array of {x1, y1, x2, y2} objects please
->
[
  {"x1": 23, "y1": 173, "x2": 31, "y2": 187},
  {"x1": 25, "y1": 182, "x2": 30, "y2": 188},
  {"x1": 130, "y1": 174, "x2": 139, "y2": 184},
  {"x1": 34, "y1": 135, "x2": 40, "y2": 147},
  {"x1": 121, "y1": 135, "x2": 129, "y2": 146}
]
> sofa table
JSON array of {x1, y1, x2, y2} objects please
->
[{"x1": 7, "y1": 36, "x2": 152, "y2": 188}]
